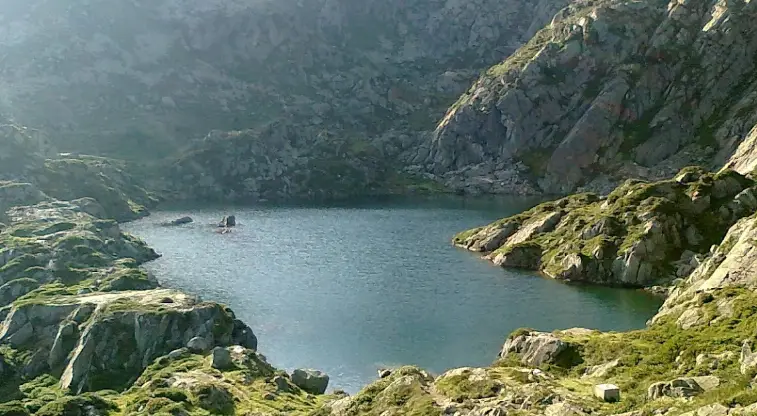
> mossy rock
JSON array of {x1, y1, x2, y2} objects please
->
[
  {"x1": 191, "y1": 383, "x2": 235, "y2": 415},
  {"x1": 435, "y1": 368, "x2": 502, "y2": 402},
  {"x1": 455, "y1": 168, "x2": 757, "y2": 287},
  {"x1": 0, "y1": 403, "x2": 29, "y2": 416},
  {"x1": 35, "y1": 394, "x2": 117, "y2": 416}
]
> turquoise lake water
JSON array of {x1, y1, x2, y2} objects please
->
[{"x1": 123, "y1": 195, "x2": 663, "y2": 393}]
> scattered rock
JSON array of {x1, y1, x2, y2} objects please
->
[
  {"x1": 273, "y1": 375, "x2": 292, "y2": 393},
  {"x1": 647, "y1": 376, "x2": 719, "y2": 400},
  {"x1": 544, "y1": 402, "x2": 587, "y2": 416},
  {"x1": 210, "y1": 347, "x2": 234, "y2": 370},
  {"x1": 679, "y1": 403, "x2": 730, "y2": 416},
  {"x1": 291, "y1": 368, "x2": 330, "y2": 395},
  {"x1": 594, "y1": 384, "x2": 620, "y2": 402},
  {"x1": 677, "y1": 308, "x2": 704, "y2": 329},
  {"x1": 442, "y1": 404, "x2": 457, "y2": 414},
  {"x1": 583, "y1": 359, "x2": 619, "y2": 379},
  {"x1": 191, "y1": 383, "x2": 234, "y2": 414},
  {"x1": 491, "y1": 243, "x2": 542, "y2": 268},
  {"x1": 167, "y1": 348, "x2": 188, "y2": 360},
  {"x1": 262, "y1": 392, "x2": 277, "y2": 401},
  {"x1": 499, "y1": 331, "x2": 575, "y2": 367},
  {"x1": 741, "y1": 340, "x2": 757, "y2": 375},
  {"x1": 163, "y1": 216, "x2": 193, "y2": 226},
  {"x1": 219, "y1": 215, "x2": 236, "y2": 228},
  {"x1": 187, "y1": 336, "x2": 211, "y2": 354}
]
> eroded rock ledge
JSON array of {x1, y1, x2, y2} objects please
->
[{"x1": 454, "y1": 167, "x2": 757, "y2": 287}]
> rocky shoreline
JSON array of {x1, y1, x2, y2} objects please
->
[
  {"x1": 0, "y1": 184, "x2": 341, "y2": 414},
  {"x1": 0, "y1": 116, "x2": 756, "y2": 416},
  {"x1": 454, "y1": 167, "x2": 757, "y2": 288}
]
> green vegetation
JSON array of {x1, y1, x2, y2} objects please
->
[
  {"x1": 455, "y1": 168, "x2": 757, "y2": 287},
  {"x1": 336, "y1": 367, "x2": 438, "y2": 415},
  {"x1": 487, "y1": 28, "x2": 553, "y2": 78},
  {"x1": 553, "y1": 287, "x2": 757, "y2": 413},
  {"x1": 435, "y1": 369, "x2": 501, "y2": 401},
  {"x1": 35, "y1": 394, "x2": 117, "y2": 416}
]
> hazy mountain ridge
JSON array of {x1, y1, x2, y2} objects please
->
[{"x1": 0, "y1": 0, "x2": 567, "y2": 161}]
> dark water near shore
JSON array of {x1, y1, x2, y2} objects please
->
[{"x1": 123, "y1": 195, "x2": 663, "y2": 393}]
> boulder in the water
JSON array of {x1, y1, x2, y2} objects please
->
[
  {"x1": 218, "y1": 215, "x2": 236, "y2": 227},
  {"x1": 162, "y1": 216, "x2": 193, "y2": 226}
]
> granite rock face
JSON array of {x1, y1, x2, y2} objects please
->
[
  {"x1": 455, "y1": 168, "x2": 757, "y2": 287},
  {"x1": 421, "y1": 0, "x2": 757, "y2": 195},
  {"x1": 499, "y1": 331, "x2": 571, "y2": 367}
]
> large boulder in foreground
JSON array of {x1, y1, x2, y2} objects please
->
[
  {"x1": 455, "y1": 168, "x2": 757, "y2": 287},
  {"x1": 0, "y1": 288, "x2": 245, "y2": 393}
]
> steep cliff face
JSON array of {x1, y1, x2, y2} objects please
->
[
  {"x1": 419, "y1": 0, "x2": 757, "y2": 195},
  {"x1": 0, "y1": 0, "x2": 568, "y2": 160}
]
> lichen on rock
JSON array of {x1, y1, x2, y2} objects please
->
[{"x1": 455, "y1": 167, "x2": 757, "y2": 287}]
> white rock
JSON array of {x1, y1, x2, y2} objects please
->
[{"x1": 594, "y1": 383, "x2": 620, "y2": 402}]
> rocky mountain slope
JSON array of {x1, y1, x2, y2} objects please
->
[
  {"x1": 0, "y1": 0, "x2": 567, "y2": 161},
  {"x1": 454, "y1": 167, "x2": 757, "y2": 287},
  {"x1": 418, "y1": 0, "x2": 757, "y2": 195},
  {"x1": 5, "y1": 0, "x2": 757, "y2": 199},
  {"x1": 0, "y1": 127, "x2": 336, "y2": 414}
]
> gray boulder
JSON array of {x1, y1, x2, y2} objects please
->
[
  {"x1": 219, "y1": 215, "x2": 236, "y2": 227},
  {"x1": 210, "y1": 347, "x2": 234, "y2": 370},
  {"x1": 192, "y1": 383, "x2": 234, "y2": 414},
  {"x1": 740, "y1": 340, "x2": 757, "y2": 375},
  {"x1": 291, "y1": 368, "x2": 330, "y2": 395},
  {"x1": 647, "y1": 376, "x2": 719, "y2": 400},
  {"x1": 187, "y1": 336, "x2": 211, "y2": 354},
  {"x1": 231, "y1": 319, "x2": 258, "y2": 350},
  {"x1": 499, "y1": 331, "x2": 575, "y2": 367},
  {"x1": 273, "y1": 375, "x2": 293, "y2": 393},
  {"x1": 163, "y1": 216, "x2": 193, "y2": 226},
  {"x1": 168, "y1": 348, "x2": 189, "y2": 360}
]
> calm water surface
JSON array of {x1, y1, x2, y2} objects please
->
[{"x1": 123, "y1": 196, "x2": 662, "y2": 393}]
